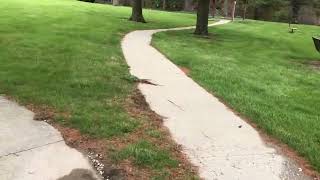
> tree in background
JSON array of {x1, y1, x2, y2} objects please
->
[
  {"x1": 164, "y1": 0, "x2": 185, "y2": 10},
  {"x1": 184, "y1": 0, "x2": 194, "y2": 11},
  {"x1": 194, "y1": 0, "x2": 210, "y2": 35},
  {"x1": 230, "y1": 0, "x2": 237, "y2": 20},
  {"x1": 216, "y1": 0, "x2": 237, "y2": 20},
  {"x1": 163, "y1": 0, "x2": 166, "y2": 9},
  {"x1": 210, "y1": 0, "x2": 216, "y2": 17},
  {"x1": 291, "y1": 0, "x2": 301, "y2": 23},
  {"x1": 113, "y1": 0, "x2": 119, "y2": 5},
  {"x1": 238, "y1": 0, "x2": 248, "y2": 19},
  {"x1": 129, "y1": 0, "x2": 146, "y2": 22},
  {"x1": 220, "y1": 0, "x2": 227, "y2": 16},
  {"x1": 217, "y1": 0, "x2": 319, "y2": 24},
  {"x1": 286, "y1": 0, "x2": 314, "y2": 23},
  {"x1": 314, "y1": 0, "x2": 320, "y2": 20}
]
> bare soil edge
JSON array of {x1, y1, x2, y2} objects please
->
[{"x1": 6, "y1": 86, "x2": 199, "y2": 180}]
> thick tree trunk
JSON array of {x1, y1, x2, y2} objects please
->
[
  {"x1": 211, "y1": 0, "x2": 216, "y2": 17},
  {"x1": 163, "y1": 0, "x2": 166, "y2": 10},
  {"x1": 194, "y1": 0, "x2": 210, "y2": 35},
  {"x1": 231, "y1": 0, "x2": 236, "y2": 21},
  {"x1": 129, "y1": 0, "x2": 146, "y2": 23}
]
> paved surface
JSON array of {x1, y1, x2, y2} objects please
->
[
  {"x1": 0, "y1": 97, "x2": 98, "y2": 180},
  {"x1": 122, "y1": 20, "x2": 312, "y2": 180}
]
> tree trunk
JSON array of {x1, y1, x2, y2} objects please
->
[
  {"x1": 218, "y1": 0, "x2": 228, "y2": 18},
  {"x1": 129, "y1": 0, "x2": 146, "y2": 23},
  {"x1": 220, "y1": 0, "x2": 227, "y2": 17},
  {"x1": 242, "y1": 0, "x2": 247, "y2": 20},
  {"x1": 211, "y1": 0, "x2": 216, "y2": 17},
  {"x1": 113, "y1": 0, "x2": 119, "y2": 6},
  {"x1": 163, "y1": 0, "x2": 166, "y2": 10},
  {"x1": 291, "y1": 0, "x2": 300, "y2": 23},
  {"x1": 227, "y1": 0, "x2": 234, "y2": 17},
  {"x1": 227, "y1": 0, "x2": 231, "y2": 17},
  {"x1": 184, "y1": 0, "x2": 193, "y2": 11},
  {"x1": 231, "y1": 0, "x2": 236, "y2": 21},
  {"x1": 194, "y1": 0, "x2": 210, "y2": 35}
]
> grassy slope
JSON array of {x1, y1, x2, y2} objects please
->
[
  {"x1": 0, "y1": 0, "x2": 194, "y2": 136},
  {"x1": 0, "y1": 0, "x2": 196, "y2": 177},
  {"x1": 153, "y1": 20, "x2": 320, "y2": 171}
]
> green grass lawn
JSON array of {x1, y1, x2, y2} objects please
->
[
  {"x1": 0, "y1": 0, "x2": 195, "y2": 136},
  {"x1": 0, "y1": 0, "x2": 196, "y2": 177},
  {"x1": 153, "y1": 20, "x2": 320, "y2": 172}
]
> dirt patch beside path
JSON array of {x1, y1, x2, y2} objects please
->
[
  {"x1": 179, "y1": 66, "x2": 191, "y2": 76},
  {"x1": 23, "y1": 87, "x2": 198, "y2": 180}
]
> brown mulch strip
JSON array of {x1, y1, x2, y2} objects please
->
[{"x1": 24, "y1": 87, "x2": 198, "y2": 180}]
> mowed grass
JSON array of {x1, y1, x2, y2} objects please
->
[
  {"x1": 153, "y1": 20, "x2": 320, "y2": 171},
  {"x1": 0, "y1": 0, "x2": 196, "y2": 176},
  {"x1": 113, "y1": 140, "x2": 178, "y2": 169},
  {"x1": 0, "y1": 0, "x2": 194, "y2": 136}
]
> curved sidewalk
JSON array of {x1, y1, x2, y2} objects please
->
[
  {"x1": 0, "y1": 97, "x2": 98, "y2": 180},
  {"x1": 121, "y1": 20, "x2": 311, "y2": 180}
]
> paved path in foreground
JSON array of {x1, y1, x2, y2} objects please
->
[
  {"x1": 0, "y1": 97, "x2": 98, "y2": 180},
  {"x1": 122, "y1": 20, "x2": 312, "y2": 180}
]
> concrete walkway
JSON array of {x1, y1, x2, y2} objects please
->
[
  {"x1": 0, "y1": 97, "x2": 98, "y2": 180},
  {"x1": 122, "y1": 20, "x2": 312, "y2": 180}
]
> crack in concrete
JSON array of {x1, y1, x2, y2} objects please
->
[
  {"x1": 201, "y1": 131, "x2": 215, "y2": 141},
  {"x1": 0, "y1": 140, "x2": 64, "y2": 158},
  {"x1": 167, "y1": 99, "x2": 184, "y2": 111},
  {"x1": 200, "y1": 152, "x2": 277, "y2": 159}
]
